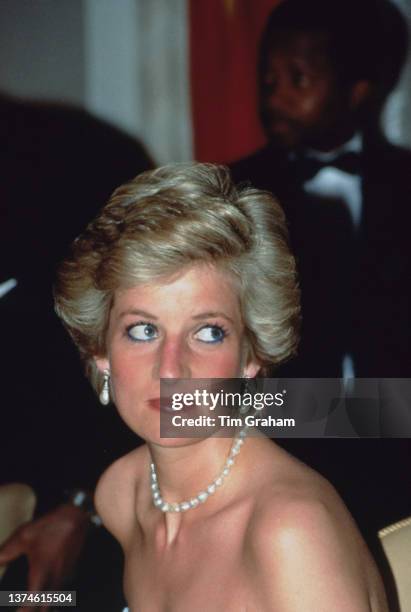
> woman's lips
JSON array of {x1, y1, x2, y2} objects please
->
[
  {"x1": 148, "y1": 398, "x2": 161, "y2": 412},
  {"x1": 147, "y1": 397, "x2": 197, "y2": 413},
  {"x1": 147, "y1": 398, "x2": 176, "y2": 413}
]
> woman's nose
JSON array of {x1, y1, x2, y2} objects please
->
[{"x1": 154, "y1": 337, "x2": 190, "y2": 380}]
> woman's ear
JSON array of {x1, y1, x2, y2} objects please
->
[
  {"x1": 244, "y1": 360, "x2": 261, "y2": 379},
  {"x1": 95, "y1": 356, "x2": 110, "y2": 374}
]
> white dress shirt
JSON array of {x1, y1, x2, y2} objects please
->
[
  {"x1": 302, "y1": 134, "x2": 363, "y2": 381},
  {"x1": 303, "y1": 133, "x2": 363, "y2": 231},
  {"x1": 0, "y1": 278, "x2": 17, "y2": 299}
]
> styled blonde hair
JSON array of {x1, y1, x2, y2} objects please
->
[{"x1": 54, "y1": 163, "x2": 300, "y2": 392}]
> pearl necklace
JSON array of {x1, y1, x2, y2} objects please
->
[{"x1": 150, "y1": 427, "x2": 248, "y2": 513}]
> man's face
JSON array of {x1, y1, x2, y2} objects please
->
[{"x1": 259, "y1": 30, "x2": 355, "y2": 152}]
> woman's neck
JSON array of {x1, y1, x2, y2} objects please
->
[
  {"x1": 151, "y1": 436, "x2": 234, "y2": 503},
  {"x1": 141, "y1": 435, "x2": 243, "y2": 545}
]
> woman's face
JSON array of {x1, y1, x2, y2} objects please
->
[{"x1": 95, "y1": 265, "x2": 259, "y2": 443}]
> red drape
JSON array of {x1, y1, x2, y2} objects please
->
[{"x1": 190, "y1": 0, "x2": 280, "y2": 163}]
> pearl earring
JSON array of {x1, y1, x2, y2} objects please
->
[
  {"x1": 100, "y1": 369, "x2": 110, "y2": 405},
  {"x1": 239, "y1": 375, "x2": 251, "y2": 415}
]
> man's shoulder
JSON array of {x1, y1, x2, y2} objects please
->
[
  {"x1": 3, "y1": 95, "x2": 153, "y2": 182},
  {"x1": 364, "y1": 140, "x2": 411, "y2": 180},
  {"x1": 363, "y1": 141, "x2": 411, "y2": 228}
]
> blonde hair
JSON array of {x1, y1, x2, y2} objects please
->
[{"x1": 54, "y1": 162, "x2": 300, "y2": 392}]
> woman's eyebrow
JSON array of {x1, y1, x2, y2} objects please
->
[
  {"x1": 118, "y1": 309, "x2": 158, "y2": 320},
  {"x1": 191, "y1": 311, "x2": 235, "y2": 324}
]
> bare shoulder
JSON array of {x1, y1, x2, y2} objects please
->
[
  {"x1": 95, "y1": 445, "x2": 147, "y2": 546},
  {"x1": 245, "y1": 441, "x2": 387, "y2": 611}
]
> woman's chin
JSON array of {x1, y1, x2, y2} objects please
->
[
  {"x1": 128, "y1": 416, "x2": 204, "y2": 448},
  {"x1": 149, "y1": 436, "x2": 207, "y2": 449}
]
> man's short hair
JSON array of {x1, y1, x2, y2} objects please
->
[{"x1": 261, "y1": 0, "x2": 408, "y2": 94}]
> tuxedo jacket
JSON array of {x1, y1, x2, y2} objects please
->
[{"x1": 231, "y1": 141, "x2": 411, "y2": 378}]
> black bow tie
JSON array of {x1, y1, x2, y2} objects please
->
[{"x1": 293, "y1": 151, "x2": 362, "y2": 183}]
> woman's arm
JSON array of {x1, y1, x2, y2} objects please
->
[{"x1": 252, "y1": 497, "x2": 388, "y2": 612}]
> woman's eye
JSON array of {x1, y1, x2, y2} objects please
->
[
  {"x1": 195, "y1": 325, "x2": 227, "y2": 344},
  {"x1": 127, "y1": 323, "x2": 158, "y2": 342}
]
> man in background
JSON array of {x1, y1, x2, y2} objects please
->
[
  {"x1": 230, "y1": 0, "x2": 411, "y2": 578},
  {"x1": 231, "y1": 0, "x2": 411, "y2": 379}
]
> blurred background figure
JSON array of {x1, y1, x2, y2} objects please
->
[{"x1": 231, "y1": 0, "x2": 411, "y2": 379}]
